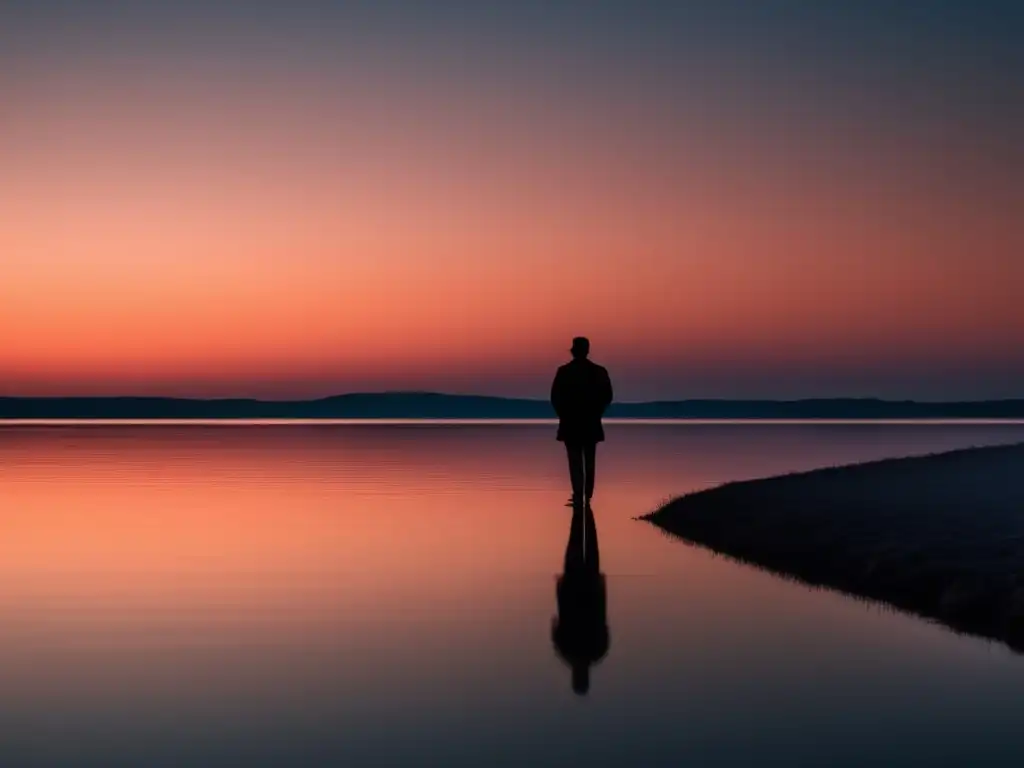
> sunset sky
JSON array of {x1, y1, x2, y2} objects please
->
[{"x1": 2, "y1": 1, "x2": 1021, "y2": 401}]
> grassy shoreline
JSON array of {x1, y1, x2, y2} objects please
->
[{"x1": 643, "y1": 442, "x2": 1024, "y2": 652}]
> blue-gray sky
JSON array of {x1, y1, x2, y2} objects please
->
[{"x1": 2, "y1": 1, "x2": 1021, "y2": 399}]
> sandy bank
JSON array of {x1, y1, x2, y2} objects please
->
[{"x1": 644, "y1": 442, "x2": 1024, "y2": 651}]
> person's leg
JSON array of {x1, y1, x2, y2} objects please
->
[
  {"x1": 583, "y1": 442, "x2": 597, "y2": 501},
  {"x1": 565, "y1": 443, "x2": 584, "y2": 501}
]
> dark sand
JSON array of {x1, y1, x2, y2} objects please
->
[{"x1": 644, "y1": 443, "x2": 1024, "y2": 651}]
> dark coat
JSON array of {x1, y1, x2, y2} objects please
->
[{"x1": 550, "y1": 359, "x2": 613, "y2": 444}]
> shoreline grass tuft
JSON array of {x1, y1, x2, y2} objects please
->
[{"x1": 643, "y1": 442, "x2": 1024, "y2": 652}]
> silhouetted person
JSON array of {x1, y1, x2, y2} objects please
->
[
  {"x1": 551, "y1": 337, "x2": 613, "y2": 505},
  {"x1": 552, "y1": 504, "x2": 609, "y2": 696}
]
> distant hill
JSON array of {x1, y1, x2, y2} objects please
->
[{"x1": 1, "y1": 393, "x2": 1023, "y2": 420}]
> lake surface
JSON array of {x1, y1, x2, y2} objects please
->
[{"x1": 2, "y1": 422, "x2": 1024, "y2": 767}]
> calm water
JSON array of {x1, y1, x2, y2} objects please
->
[{"x1": 2, "y1": 422, "x2": 1024, "y2": 767}]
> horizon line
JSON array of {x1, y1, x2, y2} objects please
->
[
  {"x1": 4, "y1": 418, "x2": 1024, "y2": 427},
  {"x1": 1, "y1": 391, "x2": 1022, "y2": 404}
]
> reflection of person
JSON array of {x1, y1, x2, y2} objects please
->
[
  {"x1": 550, "y1": 337, "x2": 614, "y2": 506},
  {"x1": 552, "y1": 504, "x2": 610, "y2": 696}
]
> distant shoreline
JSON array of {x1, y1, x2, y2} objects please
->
[
  {"x1": 2, "y1": 393, "x2": 1024, "y2": 420},
  {"x1": 644, "y1": 442, "x2": 1024, "y2": 653}
]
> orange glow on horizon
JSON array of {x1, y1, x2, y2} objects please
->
[{"x1": 2, "y1": 58, "x2": 1021, "y2": 399}]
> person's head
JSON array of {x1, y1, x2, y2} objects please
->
[
  {"x1": 570, "y1": 336, "x2": 590, "y2": 360},
  {"x1": 572, "y1": 664, "x2": 591, "y2": 695}
]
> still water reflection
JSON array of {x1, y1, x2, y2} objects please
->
[
  {"x1": 553, "y1": 505, "x2": 609, "y2": 697},
  {"x1": 1, "y1": 423, "x2": 1024, "y2": 766}
]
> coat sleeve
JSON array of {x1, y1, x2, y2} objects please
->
[{"x1": 551, "y1": 369, "x2": 565, "y2": 417}]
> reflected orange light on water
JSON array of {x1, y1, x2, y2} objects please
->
[{"x1": 3, "y1": 422, "x2": 1024, "y2": 764}]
